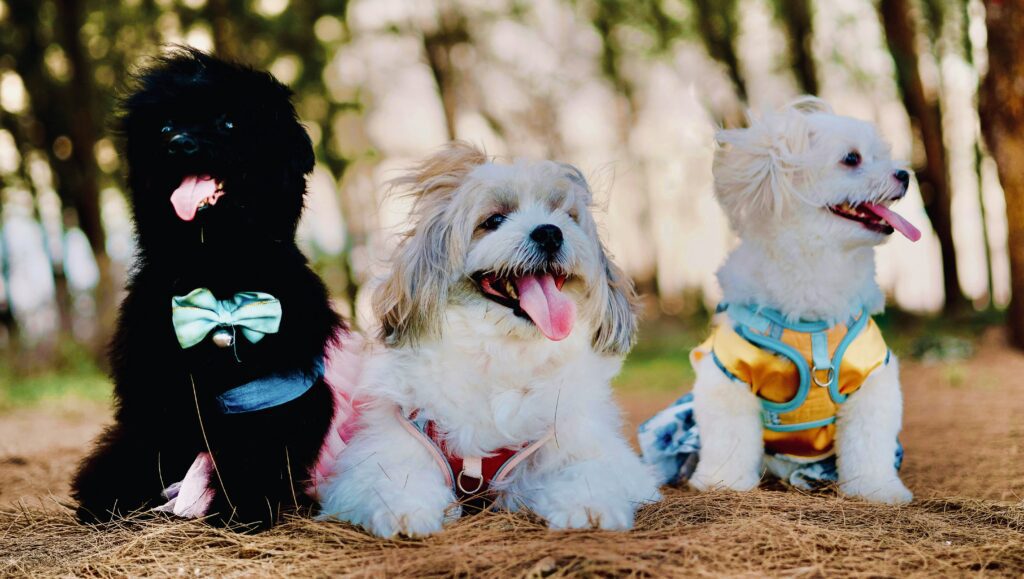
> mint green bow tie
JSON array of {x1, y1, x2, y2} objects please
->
[{"x1": 171, "y1": 288, "x2": 282, "y2": 349}]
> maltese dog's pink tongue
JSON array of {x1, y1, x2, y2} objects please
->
[
  {"x1": 515, "y1": 274, "x2": 576, "y2": 341},
  {"x1": 862, "y1": 202, "x2": 922, "y2": 242},
  {"x1": 170, "y1": 175, "x2": 219, "y2": 222}
]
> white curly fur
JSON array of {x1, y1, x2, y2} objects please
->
[{"x1": 691, "y1": 98, "x2": 913, "y2": 505}]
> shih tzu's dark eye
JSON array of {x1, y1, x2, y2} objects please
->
[
  {"x1": 841, "y1": 151, "x2": 862, "y2": 167},
  {"x1": 479, "y1": 213, "x2": 507, "y2": 231},
  {"x1": 160, "y1": 121, "x2": 173, "y2": 134}
]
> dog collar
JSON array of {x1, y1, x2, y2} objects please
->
[
  {"x1": 397, "y1": 408, "x2": 553, "y2": 497},
  {"x1": 216, "y1": 356, "x2": 324, "y2": 414}
]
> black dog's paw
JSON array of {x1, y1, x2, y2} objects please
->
[{"x1": 74, "y1": 504, "x2": 106, "y2": 525}]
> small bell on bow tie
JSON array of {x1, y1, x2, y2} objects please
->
[
  {"x1": 211, "y1": 328, "x2": 235, "y2": 348},
  {"x1": 171, "y1": 288, "x2": 282, "y2": 349}
]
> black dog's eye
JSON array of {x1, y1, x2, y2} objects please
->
[
  {"x1": 479, "y1": 214, "x2": 507, "y2": 231},
  {"x1": 160, "y1": 122, "x2": 173, "y2": 134},
  {"x1": 218, "y1": 116, "x2": 234, "y2": 132},
  {"x1": 841, "y1": 151, "x2": 862, "y2": 167}
]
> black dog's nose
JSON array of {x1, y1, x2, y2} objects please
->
[
  {"x1": 168, "y1": 133, "x2": 198, "y2": 155},
  {"x1": 894, "y1": 169, "x2": 910, "y2": 188},
  {"x1": 530, "y1": 224, "x2": 563, "y2": 255}
]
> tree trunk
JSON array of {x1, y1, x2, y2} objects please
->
[
  {"x1": 53, "y1": 0, "x2": 115, "y2": 358},
  {"x1": 690, "y1": 0, "x2": 748, "y2": 102},
  {"x1": 422, "y1": 10, "x2": 469, "y2": 141},
  {"x1": 5, "y1": 1, "x2": 83, "y2": 349},
  {"x1": 979, "y1": 0, "x2": 1024, "y2": 347},
  {"x1": 878, "y1": 0, "x2": 965, "y2": 313},
  {"x1": 207, "y1": 0, "x2": 242, "y2": 60},
  {"x1": 0, "y1": 182, "x2": 20, "y2": 351},
  {"x1": 771, "y1": 0, "x2": 818, "y2": 95}
]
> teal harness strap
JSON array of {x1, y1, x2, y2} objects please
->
[
  {"x1": 825, "y1": 311, "x2": 870, "y2": 404},
  {"x1": 733, "y1": 324, "x2": 811, "y2": 415},
  {"x1": 722, "y1": 304, "x2": 869, "y2": 432}
]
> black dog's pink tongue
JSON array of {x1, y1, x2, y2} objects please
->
[
  {"x1": 170, "y1": 175, "x2": 219, "y2": 221},
  {"x1": 515, "y1": 274, "x2": 576, "y2": 341}
]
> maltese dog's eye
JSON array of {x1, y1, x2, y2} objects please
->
[
  {"x1": 479, "y1": 213, "x2": 507, "y2": 231},
  {"x1": 841, "y1": 151, "x2": 862, "y2": 167},
  {"x1": 160, "y1": 121, "x2": 173, "y2": 134}
]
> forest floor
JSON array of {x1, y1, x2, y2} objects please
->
[{"x1": 1, "y1": 322, "x2": 1022, "y2": 577}]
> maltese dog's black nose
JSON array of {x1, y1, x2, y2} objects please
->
[
  {"x1": 168, "y1": 133, "x2": 199, "y2": 155},
  {"x1": 894, "y1": 169, "x2": 910, "y2": 189},
  {"x1": 531, "y1": 224, "x2": 563, "y2": 255}
]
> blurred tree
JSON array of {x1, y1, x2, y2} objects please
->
[
  {"x1": 689, "y1": 0, "x2": 747, "y2": 103},
  {"x1": 423, "y1": 6, "x2": 469, "y2": 141},
  {"x1": 769, "y1": 0, "x2": 818, "y2": 94},
  {"x1": 5, "y1": 0, "x2": 104, "y2": 353},
  {"x1": 54, "y1": 0, "x2": 114, "y2": 346},
  {"x1": 878, "y1": 0, "x2": 966, "y2": 313},
  {"x1": 0, "y1": 184, "x2": 19, "y2": 351},
  {"x1": 955, "y1": 0, "x2": 996, "y2": 307},
  {"x1": 575, "y1": 0, "x2": 669, "y2": 294},
  {"x1": 207, "y1": 0, "x2": 242, "y2": 60},
  {"x1": 979, "y1": 0, "x2": 1024, "y2": 347}
]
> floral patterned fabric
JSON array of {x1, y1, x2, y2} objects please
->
[{"x1": 637, "y1": 392, "x2": 904, "y2": 490}]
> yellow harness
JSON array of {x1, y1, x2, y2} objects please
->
[{"x1": 692, "y1": 305, "x2": 889, "y2": 459}]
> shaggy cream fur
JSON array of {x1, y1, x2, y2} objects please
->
[{"x1": 319, "y1": 143, "x2": 659, "y2": 537}]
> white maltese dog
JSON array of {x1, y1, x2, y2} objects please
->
[
  {"x1": 319, "y1": 142, "x2": 659, "y2": 537},
  {"x1": 639, "y1": 97, "x2": 918, "y2": 505}
]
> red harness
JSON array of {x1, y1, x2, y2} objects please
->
[{"x1": 398, "y1": 408, "x2": 553, "y2": 497}]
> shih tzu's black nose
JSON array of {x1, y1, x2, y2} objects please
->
[
  {"x1": 894, "y1": 169, "x2": 910, "y2": 188},
  {"x1": 530, "y1": 224, "x2": 563, "y2": 255},
  {"x1": 168, "y1": 133, "x2": 199, "y2": 155}
]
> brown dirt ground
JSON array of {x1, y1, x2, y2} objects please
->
[{"x1": 1, "y1": 330, "x2": 1023, "y2": 577}]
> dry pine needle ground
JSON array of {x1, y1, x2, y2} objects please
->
[
  {"x1": 2, "y1": 332, "x2": 1023, "y2": 577},
  {"x1": 1, "y1": 490, "x2": 1022, "y2": 577}
]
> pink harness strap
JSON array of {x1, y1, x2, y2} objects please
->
[{"x1": 396, "y1": 408, "x2": 553, "y2": 496}]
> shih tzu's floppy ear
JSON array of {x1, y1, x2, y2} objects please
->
[
  {"x1": 374, "y1": 141, "x2": 488, "y2": 346},
  {"x1": 592, "y1": 246, "x2": 640, "y2": 355},
  {"x1": 558, "y1": 163, "x2": 640, "y2": 355},
  {"x1": 713, "y1": 96, "x2": 830, "y2": 224}
]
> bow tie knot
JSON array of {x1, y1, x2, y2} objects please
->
[{"x1": 171, "y1": 288, "x2": 282, "y2": 349}]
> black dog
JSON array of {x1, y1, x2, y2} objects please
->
[{"x1": 72, "y1": 48, "x2": 344, "y2": 529}]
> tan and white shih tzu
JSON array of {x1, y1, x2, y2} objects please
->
[
  {"x1": 319, "y1": 142, "x2": 660, "y2": 537},
  {"x1": 639, "y1": 97, "x2": 919, "y2": 504}
]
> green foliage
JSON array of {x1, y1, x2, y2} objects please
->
[
  {"x1": 614, "y1": 315, "x2": 707, "y2": 392},
  {"x1": 0, "y1": 340, "x2": 111, "y2": 410}
]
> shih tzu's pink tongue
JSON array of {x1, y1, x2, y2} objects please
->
[
  {"x1": 515, "y1": 274, "x2": 576, "y2": 341},
  {"x1": 170, "y1": 175, "x2": 219, "y2": 222},
  {"x1": 862, "y1": 202, "x2": 922, "y2": 242}
]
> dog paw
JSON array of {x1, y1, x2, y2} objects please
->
[
  {"x1": 689, "y1": 466, "x2": 760, "y2": 492},
  {"x1": 365, "y1": 505, "x2": 447, "y2": 538},
  {"x1": 544, "y1": 500, "x2": 634, "y2": 531},
  {"x1": 840, "y1": 478, "x2": 913, "y2": 505}
]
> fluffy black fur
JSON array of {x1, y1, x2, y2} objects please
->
[{"x1": 71, "y1": 48, "x2": 344, "y2": 529}]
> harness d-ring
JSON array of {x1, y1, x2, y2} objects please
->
[
  {"x1": 457, "y1": 471, "x2": 484, "y2": 495},
  {"x1": 812, "y1": 366, "x2": 834, "y2": 388}
]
